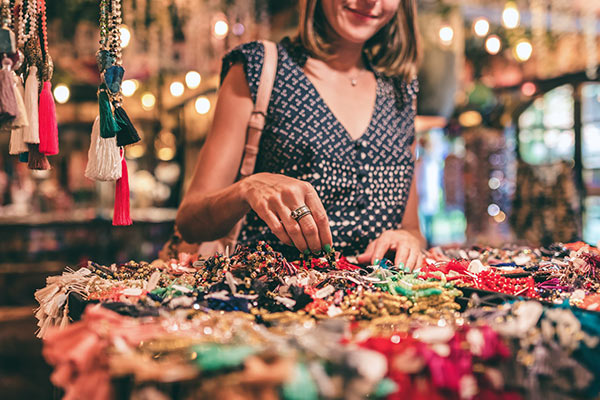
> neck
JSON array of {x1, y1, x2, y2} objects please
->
[{"x1": 325, "y1": 36, "x2": 365, "y2": 72}]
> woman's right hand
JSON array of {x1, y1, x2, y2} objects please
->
[{"x1": 240, "y1": 172, "x2": 333, "y2": 254}]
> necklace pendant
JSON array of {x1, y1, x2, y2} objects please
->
[{"x1": 351, "y1": 78, "x2": 357, "y2": 87}]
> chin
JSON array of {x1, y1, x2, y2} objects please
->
[{"x1": 336, "y1": 27, "x2": 379, "y2": 45}]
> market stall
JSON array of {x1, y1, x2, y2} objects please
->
[{"x1": 0, "y1": 0, "x2": 598, "y2": 399}]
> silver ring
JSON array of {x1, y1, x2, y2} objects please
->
[{"x1": 290, "y1": 205, "x2": 311, "y2": 222}]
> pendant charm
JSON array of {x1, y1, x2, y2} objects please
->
[
  {"x1": 0, "y1": 27, "x2": 15, "y2": 54},
  {"x1": 351, "y1": 78, "x2": 357, "y2": 87},
  {"x1": 96, "y1": 49, "x2": 115, "y2": 73},
  {"x1": 104, "y1": 65, "x2": 124, "y2": 93}
]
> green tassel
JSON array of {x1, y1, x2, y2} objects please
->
[
  {"x1": 98, "y1": 89, "x2": 118, "y2": 138},
  {"x1": 373, "y1": 378, "x2": 399, "y2": 398},
  {"x1": 281, "y1": 363, "x2": 318, "y2": 400},
  {"x1": 191, "y1": 344, "x2": 258, "y2": 372}
]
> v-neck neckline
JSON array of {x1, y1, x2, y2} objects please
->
[
  {"x1": 300, "y1": 69, "x2": 379, "y2": 144},
  {"x1": 283, "y1": 43, "x2": 380, "y2": 144}
]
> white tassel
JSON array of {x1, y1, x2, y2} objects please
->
[
  {"x1": 9, "y1": 73, "x2": 29, "y2": 154},
  {"x1": 34, "y1": 268, "x2": 93, "y2": 338},
  {"x1": 22, "y1": 66, "x2": 39, "y2": 144},
  {"x1": 85, "y1": 116, "x2": 122, "y2": 181},
  {"x1": 11, "y1": 73, "x2": 27, "y2": 128},
  {"x1": 59, "y1": 304, "x2": 69, "y2": 329}
]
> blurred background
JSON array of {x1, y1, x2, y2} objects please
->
[{"x1": 0, "y1": 1, "x2": 598, "y2": 397}]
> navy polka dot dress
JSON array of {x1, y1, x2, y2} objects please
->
[{"x1": 220, "y1": 38, "x2": 418, "y2": 257}]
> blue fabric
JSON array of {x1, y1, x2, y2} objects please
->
[{"x1": 221, "y1": 38, "x2": 418, "y2": 256}]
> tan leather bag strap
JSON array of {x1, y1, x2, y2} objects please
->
[{"x1": 239, "y1": 40, "x2": 278, "y2": 177}]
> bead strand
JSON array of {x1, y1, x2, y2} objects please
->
[
  {"x1": 108, "y1": 0, "x2": 122, "y2": 65},
  {"x1": 37, "y1": 0, "x2": 47, "y2": 54},
  {"x1": 17, "y1": 0, "x2": 37, "y2": 48}
]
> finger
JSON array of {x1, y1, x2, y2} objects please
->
[
  {"x1": 356, "y1": 240, "x2": 377, "y2": 264},
  {"x1": 415, "y1": 254, "x2": 424, "y2": 271},
  {"x1": 254, "y1": 205, "x2": 293, "y2": 246},
  {"x1": 405, "y1": 249, "x2": 419, "y2": 271},
  {"x1": 394, "y1": 246, "x2": 410, "y2": 268},
  {"x1": 296, "y1": 213, "x2": 322, "y2": 254},
  {"x1": 275, "y1": 204, "x2": 309, "y2": 252},
  {"x1": 371, "y1": 239, "x2": 391, "y2": 265},
  {"x1": 304, "y1": 187, "x2": 333, "y2": 249}
]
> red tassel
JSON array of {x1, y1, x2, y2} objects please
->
[
  {"x1": 38, "y1": 81, "x2": 59, "y2": 156},
  {"x1": 113, "y1": 152, "x2": 132, "y2": 226}
]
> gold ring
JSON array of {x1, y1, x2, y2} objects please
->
[{"x1": 290, "y1": 205, "x2": 311, "y2": 222}]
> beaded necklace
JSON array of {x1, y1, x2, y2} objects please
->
[
  {"x1": 17, "y1": 0, "x2": 36, "y2": 48},
  {"x1": 37, "y1": 0, "x2": 52, "y2": 81}
]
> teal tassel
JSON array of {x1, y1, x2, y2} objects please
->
[
  {"x1": 98, "y1": 89, "x2": 118, "y2": 139},
  {"x1": 281, "y1": 363, "x2": 318, "y2": 400},
  {"x1": 373, "y1": 378, "x2": 399, "y2": 398},
  {"x1": 191, "y1": 344, "x2": 258, "y2": 372}
]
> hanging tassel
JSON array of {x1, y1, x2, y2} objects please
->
[
  {"x1": 27, "y1": 143, "x2": 51, "y2": 170},
  {"x1": 114, "y1": 105, "x2": 140, "y2": 146},
  {"x1": 9, "y1": 74, "x2": 29, "y2": 155},
  {"x1": 84, "y1": 116, "x2": 122, "y2": 181},
  {"x1": 113, "y1": 150, "x2": 132, "y2": 226},
  {"x1": 11, "y1": 73, "x2": 28, "y2": 128},
  {"x1": 98, "y1": 88, "x2": 118, "y2": 138},
  {"x1": 38, "y1": 81, "x2": 59, "y2": 155},
  {"x1": 22, "y1": 66, "x2": 39, "y2": 144},
  {"x1": 0, "y1": 58, "x2": 18, "y2": 124}
]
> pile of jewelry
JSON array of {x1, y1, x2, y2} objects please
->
[
  {"x1": 35, "y1": 241, "x2": 600, "y2": 400},
  {"x1": 422, "y1": 241, "x2": 600, "y2": 309}
]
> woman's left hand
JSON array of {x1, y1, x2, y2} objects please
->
[{"x1": 356, "y1": 229, "x2": 425, "y2": 270}]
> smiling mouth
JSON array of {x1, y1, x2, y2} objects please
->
[{"x1": 344, "y1": 6, "x2": 379, "y2": 19}]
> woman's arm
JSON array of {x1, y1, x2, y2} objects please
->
[
  {"x1": 176, "y1": 64, "x2": 333, "y2": 254},
  {"x1": 176, "y1": 64, "x2": 254, "y2": 243}
]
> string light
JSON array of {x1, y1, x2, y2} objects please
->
[
  {"x1": 488, "y1": 177, "x2": 501, "y2": 190},
  {"x1": 120, "y1": 25, "x2": 131, "y2": 48},
  {"x1": 514, "y1": 40, "x2": 533, "y2": 61},
  {"x1": 121, "y1": 79, "x2": 138, "y2": 97},
  {"x1": 494, "y1": 211, "x2": 506, "y2": 223},
  {"x1": 487, "y1": 203, "x2": 500, "y2": 217},
  {"x1": 439, "y1": 25, "x2": 454, "y2": 45},
  {"x1": 185, "y1": 71, "x2": 201, "y2": 89},
  {"x1": 53, "y1": 84, "x2": 70, "y2": 104},
  {"x1": 473, "y1": 18, "x2": 490, "y2": 37},
  {"x1": 141, "y1": 92, "x2": 156, "y2": 110},
  {"x1": 521, "y1": 82, "x2": 536, "y2": 96},
  {"x1": 213, "y1": 16, "x2": 229, "y2": 38},
  {"x1": 502, "y1": 2, "x2": 520, "y2": 29},
  {"x1": 195, "y1": 97, "x2": 211, "y2": 114},
  {"x1": 170, "y1": 81, "x2": 184, "y2": 97},
  {"x1": 232, "y1": 23, "x2": 245, "y2": 36},
  {"x1": 458, "y1": 110, "x2": 482, "y2": 127},
  {"x1": 485, "y1": 35, "x2": 502, "y2": 54}
]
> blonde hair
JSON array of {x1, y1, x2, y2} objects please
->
[{"x1": 297, "y1": 0, "x2": 421, "y2": 81}]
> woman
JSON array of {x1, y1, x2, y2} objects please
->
[{"x1": 176, "y1": 0, "x2": 425, "y2": 269}]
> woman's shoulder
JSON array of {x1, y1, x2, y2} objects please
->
[
  {"x1": 220, "y1": 41, "x2": 266, "y2": 77},
  {"x1": 220, "y1": 41, "x2": 268, "y2": 101},
  {"x1": 378, "y1": 74, "x2": 419, "y2": 107}
]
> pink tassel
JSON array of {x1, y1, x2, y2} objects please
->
[
  {"x1": 38, "y1": 81, "x2": 59, "y2": 156},
  {"x1": 113, "y1": 153, "x2": 132, "y2": 226}
]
